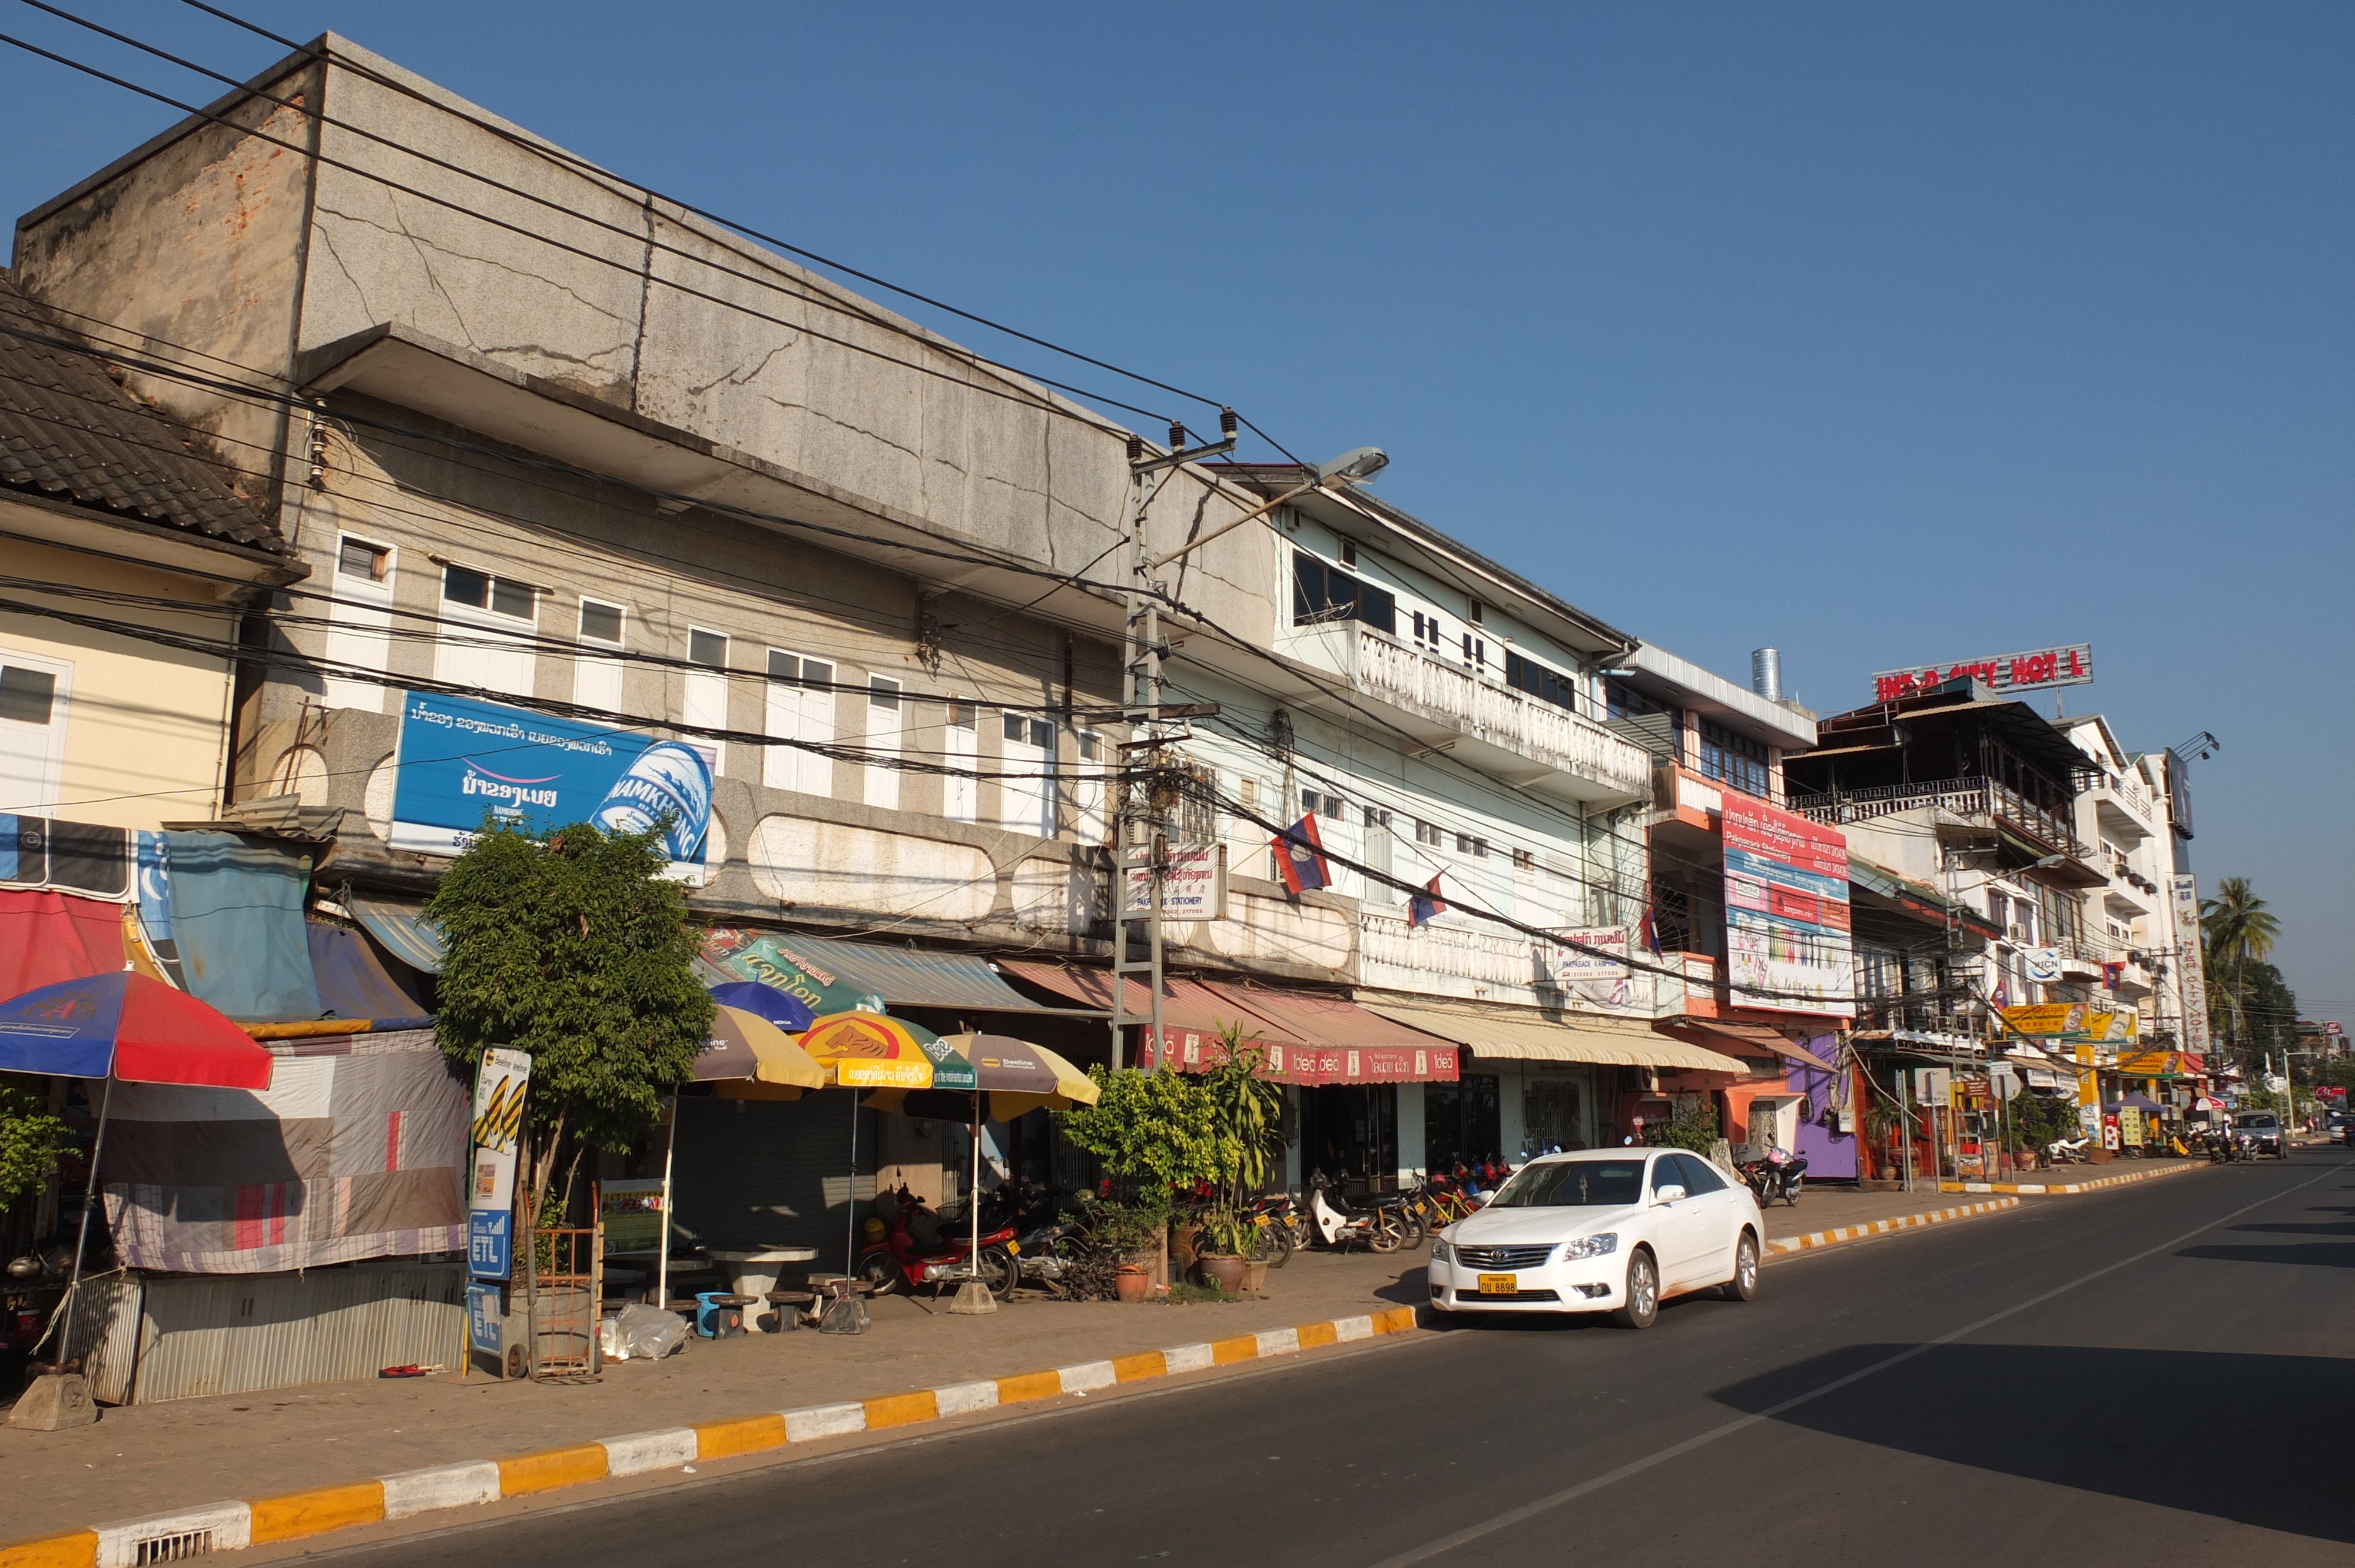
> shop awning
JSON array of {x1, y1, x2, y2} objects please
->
[
  {"x1": 1197, "y1": 982, "x2": 1460, "y2": 1085},
  {"x1": 347, "y1": 896, "x2": 446, "y2": 974},
  {"x1": 708, "y1": 930, "x2": 1074, "y2": 1015},
  {"x1": 0, "y1": 888, "x2": 127, "y2": 1002},
  {"x1": 1359, "y1": 1000, "x2": 1747, "y2": 1074},
  {"x1": 1661, "y1": 1021, "x2": 1832, "y2": 1070},
  {"x1": 997, "y1": 962, "x2": 1286, "y2": 1036}
]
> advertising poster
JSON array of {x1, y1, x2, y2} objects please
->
[
  {"x1": 2171, "y1": 873, "x2": 2211, "y2": 1054},
  {"x1": 1722, "y1": 797, "x2": 1853, "y2": 1016},
  {"x1": 704, "y1": 929, "x2": 885, "y2": 1017},
  {"x1": 466, "y1": 1282, "x2": 504, "y2": 1357},
  {"x1": 390, "y1": 692, "x2": 714, "y2": 883},
  {"x1": 1123, "y1": 844, "x2": 1227, "y2": 921},
  {"x1": 1553, "y1": 928, "x2": 1639, "y2": 1011},
  {"x1": 598, "y1": 1179, "x2": 666, "y2": 1253},
  {"x1": 467, "y1": 1047, "x2": 530, "y2": 1282}
]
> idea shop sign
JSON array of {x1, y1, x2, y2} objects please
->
[{"x1": 1873, "y1": 643, "x2": 2092, "y2": 703}]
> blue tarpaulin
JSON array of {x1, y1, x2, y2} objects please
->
[
  {"x1": 307, "y1": 923, "x2": 433, "y2": 1030},
  {"x1": 164, "y1": 831, "x2": 322, "y2": 1023}
]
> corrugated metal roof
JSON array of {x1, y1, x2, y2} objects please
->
[
  {"x1": 998, "y1": 962, "x2": 1283, "y2": 1034},
  {"x1": 0, "y1": 270, "x2": 279, "y2": 548},
  {"x1": 769, "y1": 934, "x2": 1064, "y2": 1014},
  {"x1": 1358, "y1": 999, "x2": 1746, "y2": 1072}
]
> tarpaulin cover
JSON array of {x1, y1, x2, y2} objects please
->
[
  {"x1": 165, "y1": 831, "x2": 322, "y2": 1023},
  {"x1": 0, "y1": 971, "x2": 274, "y2": 1087},
  {"x1": 0, "y1": 814, "x2": 133, "y2": 900},
  {"x1": 348, "y1": 896, "x2": 446, "y2": 974},
  {"x1": 306, "y1": 923, "x2": 432, "y2": 1030},
  {"x1": 99, "y1": 1028, "x2": 469, "y2": 1273},
  {"x1": 0, "y1": 887, "x2": 125, "y2": 999}
]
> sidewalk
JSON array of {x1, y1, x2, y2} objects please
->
[{"x1": 0, "y1": 1180, "x2": 2093, "y2": 1550}]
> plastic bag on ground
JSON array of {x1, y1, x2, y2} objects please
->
[{"x1": 614, "y1": 1301, "x2": 689, "y2": 1360}]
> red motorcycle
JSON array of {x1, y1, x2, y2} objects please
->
[{"x1": 855, "y1": 1186, "x2": 1019, "y2": 1301}]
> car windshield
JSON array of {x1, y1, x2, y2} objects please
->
[
  {"x1": 2234, "y1": 1113, "x2": 2278, "y2": 1129},
  {"x1": 1487, "y1": 1159, "x2": 1646, "y2": 1208}
]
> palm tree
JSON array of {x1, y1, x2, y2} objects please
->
[{"x1": 2201, "y1": 878, "x2": 2279, "y2": 1062}]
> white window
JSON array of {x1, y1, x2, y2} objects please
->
[
  {"x1": 943, "y1": 699, "x2": 977, "y2": 822},
  {"x1": 865, "y1": 676, "x2": 903, "y2": 812},
  {"x1": 684, "y1": 628, "x2": 730, "y2": 775},
  {"x1": 322, "y1": 534, "x2": 395, "y2": 712},
  {"x1": 573, "y1": 598, "x2": 626, "y2": 717},
  {"x1": 763, "y1": 650, "x2": 834, "y2": 798},
  {"x1": 999, "y1": 710, "x2": 1056, "y2": 837},
  {"x1": 434, "y1": 560, "x2": 538, "y2": 699},
  {"x1": 1072, "y1": 729, "x2": 1106, "y2": 843},
  {"x1": 1362, "y1": 806, "x2": 1395, "y2": 891},
  {"x1": 0, "y1": 648, "x2": 72, "y2": 815}
]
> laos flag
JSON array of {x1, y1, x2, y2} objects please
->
[
  {"x1": 1272, "y1": 813, "x2": 1331, "y2": 894},
  {"x1": 1408, "y1": 874, "x2": 1447, "y2": 928}
]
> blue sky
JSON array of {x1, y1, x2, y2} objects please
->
[{"x1": 4, "y1": 2, "x2": 2347, "y2": 1023}]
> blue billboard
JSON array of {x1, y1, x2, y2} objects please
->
[{"x1": 390, "y1": 692, "x2": 714, "y2": 882}]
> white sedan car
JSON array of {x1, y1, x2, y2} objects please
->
[{"x1": 1426, "y1": 1148, "x2": 1762, "y2": 1328}]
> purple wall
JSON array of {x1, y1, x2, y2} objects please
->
[{"x1": 1789, "y1": 1034, "x2": 1858, "y2": 1180}]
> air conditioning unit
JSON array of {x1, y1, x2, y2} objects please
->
[{"x1": 2008, "y1": 924, "x2": 2032, "y2": 944}]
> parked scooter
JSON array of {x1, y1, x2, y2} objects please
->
[
  {"x1": 856, "y1": 1185, "x2": 1019, "y2": 1300},
  {"x1": 1306, "y1": 1174, "x2": 1404, "y2": 1254},
  {"x1": 1738, "y1": 1147, "x2": 1807, "y2": 1206},
  {"x1": 2045, "y1": 1136, "x2": 2091, "y2": 1164}
]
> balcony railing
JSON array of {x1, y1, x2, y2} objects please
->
[
  {"x1": 1333, "y1": 624, "x2": 1653, "y2": 799},
  {"x1": 2091, "y1": 774, "x2": 2157, "y2": 829},
  {"x1": 1791, "y1": 778, "x2": 2087, "y2": 858}
]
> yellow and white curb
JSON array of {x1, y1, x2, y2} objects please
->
[
  {"x1": 1939, "y1": 1160, "x2": 2205, "y2": 1196},
  {"x1": 1764, "y1": 1196, "x2": 2019, "y2": 1255},
  {"x1": 0, "y1": 1307, "x2": 1421, "y2": 1568}
]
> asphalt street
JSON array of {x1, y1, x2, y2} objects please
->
[{"x1": 314, "y1": 1150, "x2": 2355, "y2": 1566}]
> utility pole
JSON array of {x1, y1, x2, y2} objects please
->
[{"x1": 1109, "y1": 416, "x2": 1235, "y2": 1071}]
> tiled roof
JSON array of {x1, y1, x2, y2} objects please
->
[{"x1": 0, "y1": 270, "x2": 280, "y2": 550}]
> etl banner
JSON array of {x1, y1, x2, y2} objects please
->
[
  {"x1": 390, "y1": 692, "x2": 714, "y2": 883},
  {"x1": 467, "y1": 1047, "x2": 530, "y2": 1281}
]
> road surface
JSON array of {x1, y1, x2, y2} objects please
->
[{"x1": 310, "y1": 1148, "x2": 2355, "y2": 1566}]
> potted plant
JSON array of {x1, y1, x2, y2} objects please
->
[{"x1": 1193, "y1": 1208, "x2": 1252, "y2": 1296}]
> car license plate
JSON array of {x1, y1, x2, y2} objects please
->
[{"x1": 1477, "y1": 1273, "x2": 1517, "y2": 1295}]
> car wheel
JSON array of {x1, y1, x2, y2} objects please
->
[
  {"x1": 1611, "y1": 1248, "x2": 1659, "y2": 1330},
  {"x1": 1722, "y1": 1231, "x2": 1760, "y2": 1302}
]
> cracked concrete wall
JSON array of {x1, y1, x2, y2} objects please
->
[{"x1": 12, "y1": 59, "x2": 325, "y2": 492}]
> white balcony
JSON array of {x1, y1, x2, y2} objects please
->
[
  {"x1": 2089, "y1": 776, "x2": 2157, "y2": 843},
  {"x1": 1304, "y1": 622, "x2": 1653, "y2": 805}
]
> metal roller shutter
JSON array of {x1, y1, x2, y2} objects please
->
[{"x1": 669, "y1": 1095, "x2": 881, "y2": 1261}]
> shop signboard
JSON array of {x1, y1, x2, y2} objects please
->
[
  {"x1": 1871, "y1": 643, "x2": 2092, "y2": 702},
  {"x1": 599, "y1": 1179, "x2": 666, "y2": 1253},
  {"x1": 2001, "y1": 1003, "x2": 2086, "y2": 1038},
  {"x1": 704, "y1": 929, "x2": 886, "y2": 1017},
  {"x1": 467, "y1": 1047, "x2": 530, "y2": 1281},
  {"x1": 1123, "y1": 843, "x2": 1226, "y2": 920},
  {"x1": 390, "y1": 692, "x2": 714, "y2": 883},
  {"x1": 1137, "y1": 1026, "x2": 1457, "y2": 1086},
  {"x1": 1721, "y1": 796, "x2": 1853, "y2": 1016},
  {"x1": 2022, "y1": 948, "x2": 2064, "y2": 984},
  {"x1": 466, "y1": 1282, "x2": 503, "y2": 1357}
]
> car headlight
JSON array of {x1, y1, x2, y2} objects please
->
[
  {"x1": 1430, "y1": 1238, "x2": 1453, "y2": 1263},
  {"x1": 1557, "y1": 1233, "x2": 1618, "y2": 1262}
]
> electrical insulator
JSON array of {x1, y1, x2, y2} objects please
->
[
  {"x1": 1126, "y1": 434, "x2": 1144, "y2": 464},
  {"x1": 1169, "y1": 421, "x2": 1186, "y2": 451},
  {"x1": 1219, "y1": 407, "x2": 1237, "y2": 440}
]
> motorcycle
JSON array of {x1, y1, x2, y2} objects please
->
[
  {"x1": 2045, "y1": 1135, "x2": 2091, "y2": 1164},
  {"x1": 856, "y1": 1185, "x2": 1019, "y2": 1301},
  {"x1": 1738, "y1": 1147, "x2": 1807, "y2": 1206},
  {"x1": 1306, "y1": 1175, "x2": 1404, "y2": 1254}
]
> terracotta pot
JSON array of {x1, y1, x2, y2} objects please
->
[
  {"x1": 1199, "y1": 1253, "x2": 1247, "y2": 1295},
  {"x1": 1114, "y1": 1265, "x2": 1150, "y2": 1305},
  {"x1": 1243, "y1": 1258, "x2": 1270, "y2": 1295}
]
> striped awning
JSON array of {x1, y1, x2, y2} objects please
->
[{"x1": 1359, "y1": 1000, "x2": 1746, "y2": 1074}]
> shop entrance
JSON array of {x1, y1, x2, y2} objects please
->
[
  {"x1": 1521, "y1": 1077, "x2": 1587, "y2": 1155},
  {"x1": 1300, "y1": 1082, "x2": 1398, "y2": 1195},
  {"x1": 1423, "y1": 1074, "x2": 1501, "y2": 1175}
]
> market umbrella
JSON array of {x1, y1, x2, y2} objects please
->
[
  {"x1": 798, "y1": 1011, "x2": 976, "y2": 1268},
  {"x1": 693, "y1": 1006, "x2": 826, "y2": 1095},
  {"x1": 0, "y1": 972, "x2": 275, "y2": 1371},
  {"x1": 706, "y1": 979, "x2": 816, "y2": 1037}
]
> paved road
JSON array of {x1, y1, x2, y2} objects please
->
[{"x1": 321, "y1": 1150, "x2": 2355, "y2": 1566}]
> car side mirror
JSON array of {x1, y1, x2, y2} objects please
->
[{"x1": 1653, "y1": 1184, "x2": 1686, "y2": 1205}]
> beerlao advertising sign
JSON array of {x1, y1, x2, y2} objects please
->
[{"x1": 1872, "y1": 643, "x2": 2092, "y2": 703}]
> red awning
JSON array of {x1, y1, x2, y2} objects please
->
[
  {"x1": 0, "y1": 888, "x2": 128, "y2": 1001},
  {"x1": 1150, "y1": 983, "x2": 1460, "y2": 1085},
  {"x1": 997, "y1": 963, "x2": 1306, "y2": 1044}
]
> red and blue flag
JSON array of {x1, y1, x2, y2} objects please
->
[{"x1": 1272, "y1": 813, "x2": 1332, "y2": 894}]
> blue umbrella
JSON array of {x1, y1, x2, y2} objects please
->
[{"x1": 708, "y1": 979, "x2": 815, "y2": 1035}]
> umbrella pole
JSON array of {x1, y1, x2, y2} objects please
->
[
  {"x1": 656, "y1": 1097, "x2": 677, "y2": 1311},
  {"x1": 948, "y1": 1093, "x2": 996, "y2": 1314},
  {"x1": 55, "y1": 1075, "x2": 114, "y2": 1371}
]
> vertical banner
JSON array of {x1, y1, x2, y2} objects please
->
[
  {"x1": 1722, "y1": 797, "x2": 1855, "y2": 1016},
  {"x1": 467, "y1": 1047, "x2": 531, "y2": 1281},
  {"x1": 2170, "y1": 873, "x2": 2211, "y2": 1054}
]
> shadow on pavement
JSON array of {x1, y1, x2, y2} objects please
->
[
  {"x1": 1713, "y1": 1344, "x2": 2355, "y2": 1542},
  {"x1": 2177, "y1": 1242, "x2": 2355, "y2": 1268}
]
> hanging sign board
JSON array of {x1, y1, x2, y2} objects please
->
[
  {"x1": 467, "y1": 1047, "x2": 530, "y2": 1281},
  {"x1": 1872, "y1": 643, "x2": 2093, "y2": 702},
  {"x1": 1123, "y1": 843, "x2": 1227, "y2": 920}
]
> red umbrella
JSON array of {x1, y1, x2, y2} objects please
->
[{"x1": 0, "y1": 972, "x2": 274, "y2": 1368}]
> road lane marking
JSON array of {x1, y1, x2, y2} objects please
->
[{"x1": 1364, "y1": 1161, "x2": 2349, "y2": 1568}]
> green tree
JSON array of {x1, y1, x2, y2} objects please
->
[
  {"x1": 0, "y1": 1075, "x2": 69, "y2": 1208},
  {"x1": 1196, "y1": 1023, "x2": 1288, "y2": 1207},
  {"x1": 427, "y1": 820, "x2": 712, "y2": 1216},
  {"x1": 1053, "y1": 1065, "x2": 1224, "y2": 1214},
  {"x1": 2201, "y1": 876, "x2": 2280, "y2": 1062}
]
